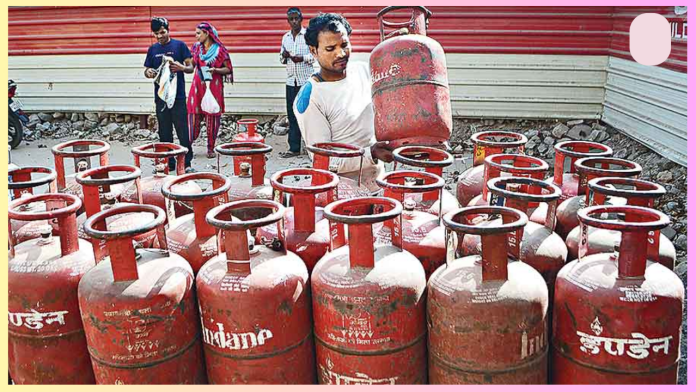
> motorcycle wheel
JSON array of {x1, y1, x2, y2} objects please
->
[{"x1": 9, "y1": 113, "x2": 23, "y2": 149}]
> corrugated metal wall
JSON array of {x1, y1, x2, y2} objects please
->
[
  {"x1": 603, "y1": 57, "x2": 687, "y2": 166},
  {"x1": 8, "y1": 6, "x2": 613, "y2": 118},
  {"x1": 8, "y1": 52, "x2": 607, "y2": 118}
]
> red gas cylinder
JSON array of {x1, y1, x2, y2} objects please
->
[
  {"x1": 552, "y1": 157, "x2": 642, "y2": 239},
  {"x1": 456, "y1": 131, "x2": 527, "y2": 206},
  {"x1": 79, "y1": 204, "x2": 206, "y2": 384},
  {"x1": 9, "y1": 194, "x2": 96, "y2": 384},
  {"x1": 565, "y1": 177, "x2": 676, "y2": 269},
  {"x1": 552, "y1": 205, "x2": 683, "y2": 384},
  {"x1": 216, "y1": 142, "x2": 274, "y2": 221},
  {"x1": 370, "y1": 6, "x2": 451, "y2": 148},
  {"x1": 121, "y1": 142, "x2": 201, "y2": 220},
  {"x1": 162, "y1": 172, "x2": 231, "y2": 274},
  {"x1": 231, "y1": 119, "x2": 265, "y2": 173},
  {"x1": 305, "y1": 142, "x2": 372, "y2": 207},
  {"x1": 468, "y1": 153, "x2": 549, "y2": 207},
  {"x1": 480, "y1": 177, "x2": 568, "y2": 294},
  {"x1": 391, "y1": 145, "x2": 459, "y2": 215},
  {"x1": 545, "y1": 141, "x2": 613, "y2": 201},
  {"x1": 52, "y1": 139, "x2": 112, "y2": 213},
  {"x1": 428, "y1": 206, "x2": 548, "y2": 384},
  {"x1": 376, "y1": 170, "x2": 446, "y2": 278},
  {"x1": 198, "y1": 200, "x2": 316, "y2": 384},
  {"x1": 313, "y1": 197, "x2": 428, "y2": 384},
  {"x1": 255, "y1": 168, "x2": 339, "y2": 272},
  {"x1": 75, "y1": 165, "x2": 160, "y2": 262},
  {"x1": 8, "y1": 166, "x2": 58, "y2": 244}
]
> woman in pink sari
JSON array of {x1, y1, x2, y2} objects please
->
[{"x1": 187, "y1": 22, "x2": 233, "y2": 158}]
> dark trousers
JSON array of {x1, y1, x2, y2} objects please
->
[
  {"x1": 155, "y1": 98, "x2": 193, "y2": 170},
  {"x1": 286, "y1": 84, "x2": 302, "y2": 153}
]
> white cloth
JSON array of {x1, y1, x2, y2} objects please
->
[
  {"x1": 293, "y1": 61, "x2": 383, "y2": 192},
  {"x1": 280, "y1": 28, "x2": 315, "y2": 87}
]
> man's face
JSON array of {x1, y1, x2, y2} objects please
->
[
  {"x1": 153, "y1": 26, "x2": 170, "y2": 45},
  {"x1": 311, "y1": 25, "x2": 351, "y2": 75},
  {"x1": 287, "y1": 12, "x2": 302, "y2": 31}
]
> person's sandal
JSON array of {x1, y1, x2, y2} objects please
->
[
  {"x1": 280, "y1": 150, "x2": 301, "y2": 158},
  {"x1": 207, "y1": 152, "x2": 216, "y2": 159},
  {"x1": 185, "y1": 167, "x2": 196, "y2": 174}
]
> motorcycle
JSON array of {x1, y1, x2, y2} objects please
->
[{"x1": 9, "y1": 79, "x2": 27, "y2": 149}]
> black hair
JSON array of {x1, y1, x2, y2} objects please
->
[
  {"x1": 151, "y1": 17, "x2": 169, "y2": 33},
  {"x1": 287, "y1": 7, "x2": 302, "y2": 17},
  {"x1": 305, "y1": 13, "x2": 352, "y2": 48}
]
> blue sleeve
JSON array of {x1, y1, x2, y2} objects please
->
[
  {"x1": 143, "y1": 46, "x2": 154, "y2": 68},
  {"x1": 181, "y1": 41, "x2": 192, "y2": 61}
]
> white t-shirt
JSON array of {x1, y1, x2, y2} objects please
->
[{"x1": 293, "y1": 61, "x2": 384, "y2": 192}]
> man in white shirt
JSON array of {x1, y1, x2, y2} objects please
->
[
  {"x1": 293, "y1": 13, "x2": 393, "y2": 193},
  {"x1": 280, "y1": 7, "x2": 314, "y2": 158}
]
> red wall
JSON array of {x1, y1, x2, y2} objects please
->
[{"x1": 9, "y1": 6, "x2": 686, "y2": 72}]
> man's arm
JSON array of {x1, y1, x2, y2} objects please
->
[
  {"x1": 143, "y1": 47, "x2": 157, "y2": 78},
  {"x1": 280, "y1": 35, "x2": 290, "y2": 64},
  {"x1": 171, "y1": 58, "x2": 194, "y2": 74}
]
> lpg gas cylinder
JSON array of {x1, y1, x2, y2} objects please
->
[
  {"x1": 370, "y1": 6, "x2": 451, "y2": 147},
  {"x1": 456, "y1": 131, "x2": 527, "y2": 206},
  {"x1": 544, "y1": 141, "x2": 613, "y2": 201},
  {"x1": 9, "y1": 194, "x2": 96, "y2": 384},
  {"x1": 391, "y1": 145, "x2": 459, "y2": 215},
  {"x1": 468, "y1": 154, "x2": 549, "y2": 207},
  {"x1": 565, "y1": 177, "x2": 676, "y2": 269},
  {"x1": 428, "y1": 206, "x2": 548, "y2": 384},
  {"x1": 79, "y1": 204, "x2": 206, "y2": 384},
  {"x1": 375, "y1": 170, "x2": 446, "y2": 278},
  {"x1": 52, "y1": 139, "x2": 112, "y2": 213},
  {"x1": 552, "y1": 205, "x2": 683, "y2": 384},
  {"x1": 305, "y1": 142, "x2": 371, "y2": 207},
  {"x1": 313, "y1": 197, "x2": 428, "y2": 384},
  {"x1": 255, "y1": 168, "x2": 339, "y2": 272},
  {"x1": 8, "y1": 166, "x2": 58, "y2": 244},
  {"x1": 477, "y1": 177, "x2": 568, "y2": 295},
  {"x1": 231, "y1": 119, "x2": 264, "y2": 173},
  {"x1": 550, "y1": 157, "x2": 642, "y2": 239},
  {"x1": 121, "y1": 142, "x2": 201, "y2": 220},
  {"x1": 197, "y1": 200, "x2": 315, "y2": 384},
  {"x1": 75, "y1": 165, "x2": 159, "y2": 262},
  {"x1": 162, "y1": 172, "x2": 231, "y2": 274},
  {"x1": 216, "y1": 142, "x2": 274, "y2": 221}
]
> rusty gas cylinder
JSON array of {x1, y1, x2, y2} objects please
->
[
  {"x1": 305, "y1": 142, "x2": 372, "y2": 206},
  {"x1": 121, "y1": 142, "x2": 201, "y2": 220},
  {"x1": 231, "y1": 119, "x2": 265, "y2": 173},
  {"x1": 197, "y1": 200, "x2": 316, "y2": 384},
  {"x1": 313, "y1": 196, "x2": 428, "y2": 384},
  {"x1": 565, "y1": 177, "x2": 676, "y2": 269},
  {"x1": 483, "y1": 177, "x2": 568, "y2": 296},
  {"x1": 9, "y1": 193, "x2": 96, "y2": 384},
  {"x1": 552, "y1": 205, "x2": 683, "y2": 384},
  {"x1": 371, "y1": 6, "x2": 451, "y2": 148},
  {"x1": 8, "y1": 166, "x2": 58, "y2": 244},
  {"x1": 162, "y1": 172, "x2": 231, "y2": 274},
  {"x1": 428, "y1": 206, "x2": 548, "y2": 384},
  {"x1": 468, "y1": 153, "x2": 549, "y2": 207},
  {"x1": 391, "y1": 145, "x2": 459, "y2": 215},
  {"x1": 255, "y1": 168, "x2": 339, "y2": 272},
  {"x1": 75, "y1": 164, "x2": 160, "y2": 262},
  {"x1": 376, "y1": 170, "x2": 446, "y2": 278},
  {"x1": 545, "y1": 141, "x2": 613, "y2": 201},
  {"x1": 52, "y1": 139, "x2": 112, "y2": 214},
  {"x1": 551, "y1": 157, "x2": 642, "y2": 239},
  {"x1": 456, "y1": 131, "x2": 527, "y2": 206},
  {"x1": 79, "y1": 204, "x2": 206, "y2": 384},
  {"x1": 216, "y1": 142, "x2": 274, "y2": 221}
]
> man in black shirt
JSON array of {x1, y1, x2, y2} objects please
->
[{"x1": 144, "y1": 17, "x2": 195, "y2": 172}]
